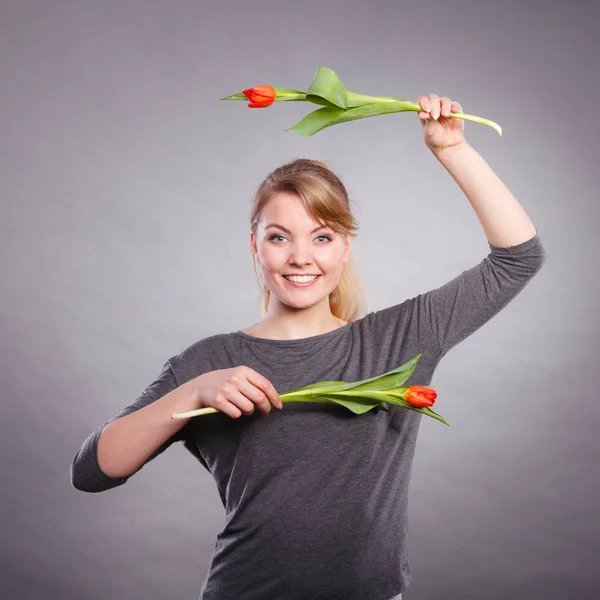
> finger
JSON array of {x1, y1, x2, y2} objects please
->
[
  {"x1": 237, "y1": 379, "x2": 273, "y2": 414},
  {"x1": 246, "y1": 368, "x2": 283, "y2": 409},
  {"x1": 214, "y1": 393, "x2": 244, "y2": 419},
  {"x1": 428, "y1": 94, "x2": 441, "y2": 120},
  {"x1": 451, "y1": 100, "x2": 463, "y2": 113},
  {"x1": 441, "y1": 96, "x2": 452, "y2": 117},
  {"x1": 222, "y1": 386, "x2": 257, "y2": 416},
  {"x1": 417, "y1": 96, "x2": 431, "y2": 113}
]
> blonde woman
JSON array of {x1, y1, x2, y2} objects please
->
[{"x1": 71, "y1": 94, "x2": 546, "y2": 600}]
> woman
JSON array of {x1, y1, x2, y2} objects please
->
[{"x1": 71, "y1": 94, "x2": 546, "y2": 600}]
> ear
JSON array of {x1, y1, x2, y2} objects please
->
[
  {"x1": 342, "y1": 234, "x2": 351, "y2": 263},
  {"x1": 250, "y1": 231, "x2": 257, "y2": 256}
]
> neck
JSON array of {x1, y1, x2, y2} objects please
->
[{"x1": 253, "y1": 302, "x2": 346, "y2": 340}]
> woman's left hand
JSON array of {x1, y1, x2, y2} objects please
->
[{"x1": 417, "y1": 94, "x2": 466, "y2": 153}]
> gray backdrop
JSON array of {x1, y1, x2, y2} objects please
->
[{"x1": 2, "y1": 0, "x2": 598, "y2": 598}]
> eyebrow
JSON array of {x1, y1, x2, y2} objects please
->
[{"x1": 266, "y1": 223, "x2": 329, "y2": 234}]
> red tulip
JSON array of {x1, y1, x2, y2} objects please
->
[
  {"x1": 242, "y1": 85, "x2": 276, "y2": 108},
  {"x1": 403, "y1": 385, "x2": 437, "y2": 408}
]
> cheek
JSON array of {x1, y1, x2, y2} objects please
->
[
  {"x1": 319, "y1": 247, "x2": 346, "y2": 267},
  {"x1": 260, "y1": 246, "x2": 285, "y2": 270}
]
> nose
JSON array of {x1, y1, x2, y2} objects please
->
[{"x1": 288, "y1": 241, "x2": 314, "y2": 266}]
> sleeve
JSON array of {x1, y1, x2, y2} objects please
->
[
  {"x1": 70, "y1": 360, "x2": 188, "y2": 493},
  {"x1": 415, "y1": 231, "x2": 547, "y2": 356}
]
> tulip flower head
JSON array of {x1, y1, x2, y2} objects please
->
[
  {"x1": 242, "y1": 85, "x2": 276, "y2": 108},
  {"x1": 403, "y1": 385, "x2": 437, "y2": 408}
]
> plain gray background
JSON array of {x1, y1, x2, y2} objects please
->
[{"x1": 2, "y1": 0, "x2": 598, "y2": 598}]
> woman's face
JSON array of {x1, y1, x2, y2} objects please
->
[{"x1": 251, "y1": 192, "x2": 351, "y2": 310}]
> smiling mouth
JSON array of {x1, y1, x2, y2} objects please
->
[{"x1": 282, "y1": 275, "x2": 321, "y2": 286}]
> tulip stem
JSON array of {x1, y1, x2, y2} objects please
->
[
  {"x1": 171, "y1": 389, "x2": 409, "y2": 420},
  {"x1": 345, "y1": 94, "x2": 502, "y2": 136}
]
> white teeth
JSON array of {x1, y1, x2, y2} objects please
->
[{"x1": 284, "y1": 275, "x2": 319, "y2": 283}]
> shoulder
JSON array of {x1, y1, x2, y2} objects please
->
[
  {"x1": 358, "y1": 298, "x2": 414, "y2": 331},
  {"x1": 168, "y1": 332, "x2": 240, "y2": 384}
]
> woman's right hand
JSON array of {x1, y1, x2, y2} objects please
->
[{"x1": 192, "y1": 366, "x2": 283, "y2": 418}]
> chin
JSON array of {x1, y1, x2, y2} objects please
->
[{"x1": 287, "y1": 291, "x2": 334, "y2": 310}]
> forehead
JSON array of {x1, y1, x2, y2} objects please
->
[{"x1": 260, "y1": 191, "x2": 320, "y2": 225}]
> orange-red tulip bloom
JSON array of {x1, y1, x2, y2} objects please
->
[
  {"x1": 242, "y1": 85, "x2": 276, "y2": 108},
  {"x1": 403, "y1": 385, "x2": 437, "y2": 408}
]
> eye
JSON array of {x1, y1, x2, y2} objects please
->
[
  {"x1": 267, "y1": 233, "x2": 333, "y2": 243},
  {"x1": 268, "y1": 234, "x2": 286, "y2": 243}
]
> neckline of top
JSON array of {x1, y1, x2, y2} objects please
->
[{"x1": 233, "y1": 320, "x2": 354, "y2": 345}]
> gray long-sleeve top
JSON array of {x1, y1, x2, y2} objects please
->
[{"x1": 71, "y1": 233, "x2": 547, "y2": 600}]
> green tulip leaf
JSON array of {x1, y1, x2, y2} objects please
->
[
  {"x1": 282, "y1": 355, "x2": 419, "y2": 396},
  {"x1": 312, "y1": 394, "x2": 381, "y2": 415},
  {"x1": 305, "y1": 66, "x2": 348, "y2": 109},
  {"x1": 272, "y1": 88, "x2": 308, "y2": 101},
  {"x1": 220, "y1": 93, "x2": 250, "y2": 101},
  {"x1": 282, "y1": 380, "x2": 352, "y2": 394},
  {"x1": 418, "y1": 406, "x2": 451, "y2": 427},
  {"x1": 346, "y1": 357, "x2": 420, "y2": 391},
  {"x1": 287, "y1": 101, "x2": 412, "y2": 136}
]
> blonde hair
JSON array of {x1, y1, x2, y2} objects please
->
[{"x1": 249, "y1": 158, "x2": 370, "y2": 322}]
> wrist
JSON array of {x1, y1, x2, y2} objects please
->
[
  {"x1": 170, "y1": 379, "x2": 203, "y2": 414},
  {"x1": 430, "y1": 139, "x2": 471, "y2": 164}
]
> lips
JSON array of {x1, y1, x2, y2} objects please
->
[{"x1": 282, "y1": 274, "x2": 321, "y2": 287}]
